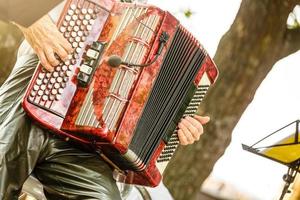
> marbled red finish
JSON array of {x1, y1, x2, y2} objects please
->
[
  {"x1": 194, "y1": 56, "x2": 219, "y2": 85},
  {"x1": 205, "y1": 56, "x2": 219, "y2": 83},
  {"x1": 114, "y1": 12, "x2": 178, "y2": 153}
]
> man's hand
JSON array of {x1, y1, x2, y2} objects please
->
[
  {"x1": 178, "y1": 115, "x2": 210, "y2": 145},
  {"x1": 16, "y1": 15, "x2": 73, "y2": 71}
]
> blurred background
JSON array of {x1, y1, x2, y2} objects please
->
[
  {"x1": 0, "y1": 21, "x2": 22, "y2": 84},
  {"x1": 2, "y1": 0, "x2": 300, "y2": 200}
]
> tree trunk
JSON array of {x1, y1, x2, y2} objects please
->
[{"x1": 164, "y1": 1, "x2": 300, "y2": 199}]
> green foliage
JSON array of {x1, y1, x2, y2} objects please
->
[{"x1": 184, "y1": 9, "x2": 193, "y2": 18}]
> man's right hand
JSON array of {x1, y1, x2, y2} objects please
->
[{"x1": 16, "y1": 15, "x2": 73, "y2": 71}]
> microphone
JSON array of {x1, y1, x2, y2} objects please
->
[
  {"x1": 107, "y1": 55, "x2": 123, "y2": 68},
  {"x1": 107, "y1": 32, "x2": 169, "y2": 68}
]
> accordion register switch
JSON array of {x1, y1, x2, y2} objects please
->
[{"x1": 77, "y1": 41, "x2": 105, "y2": 86}]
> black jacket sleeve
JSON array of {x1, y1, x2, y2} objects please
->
[{"x1": 0, "y1": 0, "x2": 63, "y2": 27}]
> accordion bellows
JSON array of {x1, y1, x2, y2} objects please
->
[{"x1": 22, "y1": 0, "x2": 218, "y2": 186}]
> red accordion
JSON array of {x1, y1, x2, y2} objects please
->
[{"x1": 23, "y1": 0, "x2": 218, "y2": 186}]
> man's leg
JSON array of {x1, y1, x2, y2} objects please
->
[
  {"x1": 34, "y1": 137, "x2": 122, "y2": 200},
  {"x1": 0, "y1": 55, "x2": 48, "y2": 199}
]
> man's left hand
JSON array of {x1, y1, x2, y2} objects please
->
[{"x1": 177, "y1": 115, "x2": 210, "y2": 145}]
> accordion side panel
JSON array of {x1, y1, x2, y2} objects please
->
[{"x1": 113, "y1": 12, "x2": 179, "y2": 153}]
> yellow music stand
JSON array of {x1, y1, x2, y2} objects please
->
[{"x1": 242, "y1": 120, "x2": 300, "y2": 200}]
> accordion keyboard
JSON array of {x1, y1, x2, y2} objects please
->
[{"x1": 27, "y1": 1, "x2": 102, "y2": 117}]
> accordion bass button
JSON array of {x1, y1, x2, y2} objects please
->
[
  {"x1": 57, "y1": 77, "x2": 63, "y2": 83},
  {"x1": 62, "y1": 65, "x2": 68, "y2": 71},
  {"x1": 42, "y1": 95, "x2": 48, "y2": 101},
  {"x1": 75, "y1": 8, "x2": 80, "y2": 15},
  {"x1": 55, "y1": 94, "x2": 62, "y2": 100},
  {"x1": 40, "y1": 85, "x2": 46, "y2": 91},
  {"x1": 61, "y1": 82, "x2": 67, "y2": 88},
  {"x1": 37, "y1": 90, "x2": 43, "y2": 96},
  {"x1": 79, "y1": 42, "x2": 84, "y2": 48},
  {"x1": 86, "y1": 25, "x2": 92, "y2": 31},
  {"x1": 72, "y1": 15, "x2": 78, "y2": 21},
  {"x1": 53, "y1": 72, "x2": 59, "y2": 78},
  {"x1": 68, "y1": 9, "x2": 74, "y2": 16},
  {"x1": 50, "y1": 78, "x2": 56, "y2": 84},
  {"x1": 62, "y1": 21, "x2": 68, "y2": 27},
  {"x1": 75, "y1": 37, "x2": 81, "y2": 43},
  {"x1": 75, "y1": 47, "x2": 82, "y2": 54},
  {"x1": 70, "y1": 4, "x2": 76, "y2": 10},
  {"x1": 81, "y1": 8, "x2": 87, "y2": 15},
  {"x1": 66, "y1": 71, "x2": 72, "y2": 77},
  {"x1": 71, "y1": 31, "x2": 77, "y2": 38},
  {"x1": 73, "y1": 26, "x2": 79, "y2": 32},
  {"x1": 79, "y1": 14, "x2": 84, "y2": 20},
  {"x1": 36, "y1": 79, "x2": 42, "y2": 86},
  {"x1": 72, "y1": 42, "x2": 78, "y2": 48},
  {"x1": 87, "y1": 8, "x2": 93, "y2": 14},
  {"x1": 89, "y1": 19, "x2": 95, "y2": 25},
  {"x1": 58, "y1": 88, "x2": 64, "y2": 94},
  {"x1": 65, "y1": 60, "x2": 71, "y2": 66},
  {"x1": 49, "y1": 95, "x2": 55, "y2": 101},
  {"x1": 46, "y1": 73, "x2": 51, "y2": 78},
  {"x1": 51, "y1": 89, "x2": 58, "y2": 95},
  {"x1": 33, "y1": 85, "x2": 39, "y2": 91},
  {"x1": 65, "y1": 15, "x2": 71, "y2": 21},
  {"x1": 54, "y1": 83, "x2": 60, "y2": 89},
  {"x1": 69, "y1": 21, "x2": 75, "y2": 27},
  {"x1": 64, "y1": 32, "x2": 70, "y2": 38},
  {"x1": 38, "y1": 72, "x2": 45, "y2": 79},
  {"x1": 82, "y1": 19, "x2": 88, "y2": 26},
  {"x1": 71, "y1": 59, "x2": 77, "y2": 65},
  {"x1": 59, "y1": 27, "x2": 66, "y2": 33},
  {"x1": 30, "y1": 91, "x2": 36, "y2": 97},
  {"x1": 63, "y1": 77, "x2": 69, "y2": 82},
  {"x1": 85, "y1": 14, "x2": 91, "y2": 20}
]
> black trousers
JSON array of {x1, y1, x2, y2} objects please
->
[{"x1": 0, "y1": 54, "x2": 122, "y2": 200}]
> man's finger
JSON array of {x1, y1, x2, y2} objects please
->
[
  {"x1": 185, "y1": 116, "x2": 203, "y2": 132},
  {"x1": 37, "y1": 50, "x2": 53, "y2": 72},
  {"x1": 54, "y1": 44, "x2": 69, "y2": 62},
  {"x1": 178, "y1": 122, "x2": 195, "y2": 144},
  {"x1": 45, "y1": 48, "x2": 60, "y2": 67},
  {"x1": 178, "y1": 129, "x2": 189, "y2": 145},
  {"x1": 180, "y1": 118, "x2": 201, "y2": 140},
  {"x1": 194, "y1": 115, "x2": 210, "y2": 125},
  {"x1": 58, "y1": 34, "x2": 73, "y2": 54}
]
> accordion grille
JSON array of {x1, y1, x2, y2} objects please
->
[{"x1": 128, "y1": 25, "x2": 207, "y2": 169}]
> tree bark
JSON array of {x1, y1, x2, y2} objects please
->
[{"x1": 164, "y1": 0, "x2": 300, "y2": 199}]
